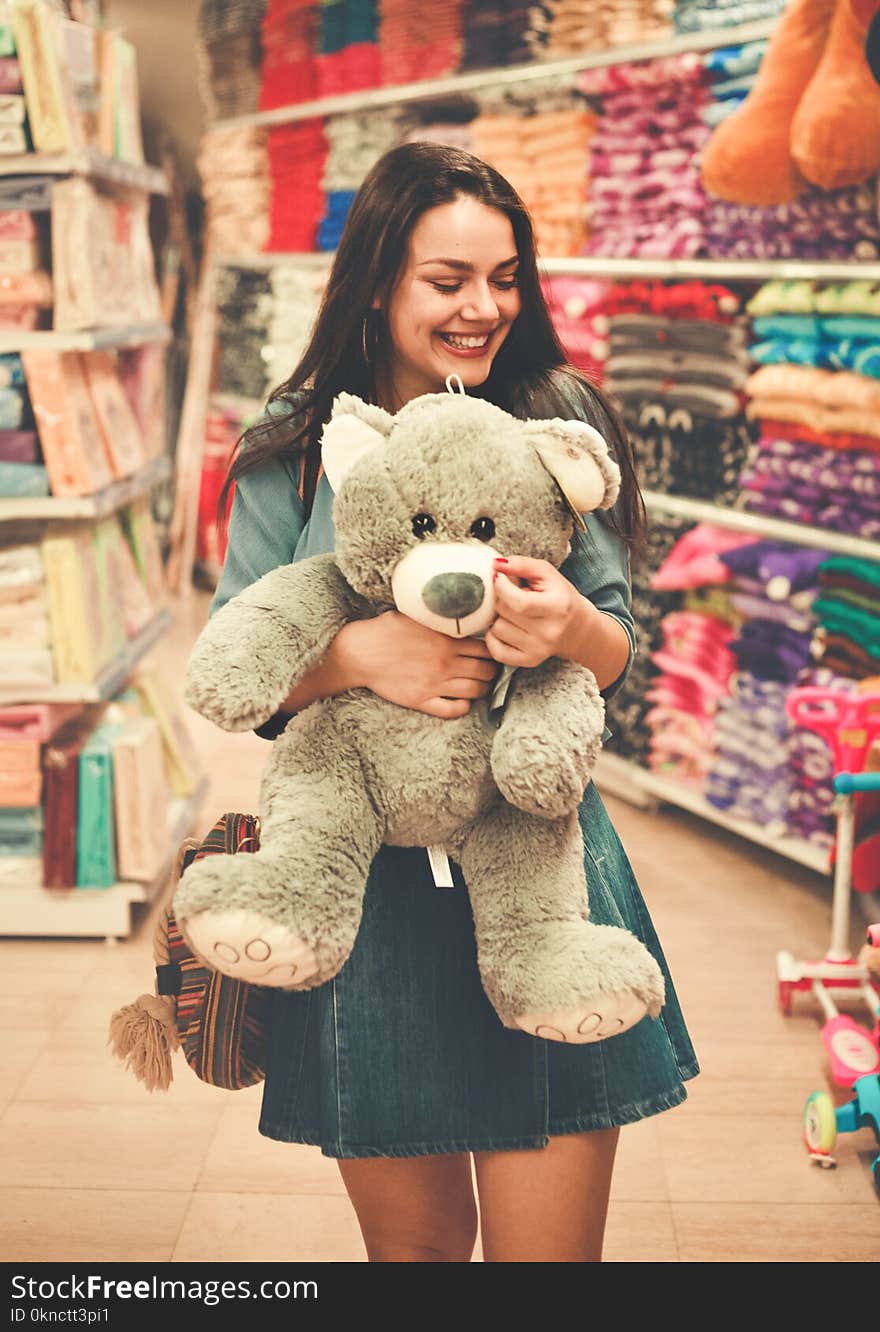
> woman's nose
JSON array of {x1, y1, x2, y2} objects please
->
[{"x1": 461, "y1": 284, "x2": 499, "y2": 321}]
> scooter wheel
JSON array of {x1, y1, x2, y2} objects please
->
[{"x1": 804, "y1": 1091, "x2": 837, "y2": 1157}]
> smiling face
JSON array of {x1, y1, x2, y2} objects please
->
[{"x1": 376, "y1": 195, "x2": 522, "y2": 409}]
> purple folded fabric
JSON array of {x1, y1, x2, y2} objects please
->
[{"x1": 0, "y1": 430, "x2": 38, "y2": 463}]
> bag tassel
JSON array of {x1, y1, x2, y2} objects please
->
[
  {"x1": 107, "y1": 840, "x2": 194, "y2": 1093},
  {"x1": 108, "y1": 993, "x2": 180, "y2": 1092}
]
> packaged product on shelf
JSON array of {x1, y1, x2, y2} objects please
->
[
  {"x1": 0, "y1": 540, "x2": 53, "y2": 688},
  {"x1": 117, "y1": 343, "x2": 166, "y2": 461},
  {"x1": 41, "y1": 703, "x2": 106, "y2": 889},
  {"x1": 81, "y1": 350, "x2": 146, "y2": 479},
  {"x1": 76, "y1": 718, "x2": 122, "y2": 888},
  {"x1": 119, "y1": 496, "x2": 166, "y2": 608},
  {"x1": 40, "y1": 526, "x2": 110, "y2": 684},
  {"x1": 22, "y1": 349, "x2": 112, "y2": 495},
  {"x1": 50, "y1": 179, "x2": 161, "y2": 330},
  {"x1": 11, "y1": 0, "x2": 98, "y2": 154},
  {"x1": 0, "y1": 54, "x2": 21, "y2": 94},
  {"x1": 131, "y1": 669, "x2": 200, "y2": 799},
  {"x1": 96, "y1": 29, "x2": 143, "y2": 164},
  {"x1": 111, "y1": 714, "x2": 170, "y2": 882}
]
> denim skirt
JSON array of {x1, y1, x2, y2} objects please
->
[{"x1": 259, "y1": 781, "x2": 700, "y2": 1158}]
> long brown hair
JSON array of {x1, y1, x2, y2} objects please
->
[{"x1": 219, "y1": 142, "x2": 645, "y2": 550}]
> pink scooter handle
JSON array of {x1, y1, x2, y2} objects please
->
[{"x1": 787, "y1": 688, "x2": 880, "y2": 773}]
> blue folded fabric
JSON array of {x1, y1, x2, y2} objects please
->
[
  {"x1": 0, "y1": 354, "x2": 24, "y2": 388},
  {"x1": 0, "y1": 386, "x2": 24, "y2": 430},
  {"x1": 0, "y1": 461, "x2": 49, "y2": 496},
  {"x1": 703, "y1": 39, "x2": 767, "y2": 79}
]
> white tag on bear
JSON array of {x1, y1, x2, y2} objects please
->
[{"x1": 426, "y1": 845, "x2": 454, "y2": 888}]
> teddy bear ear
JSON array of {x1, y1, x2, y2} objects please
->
[
  {"x1": 525, "y1": 420, "x2": 622, "y2": 526},
  {"x1": 321, "y1": 393, "x2": 394, "y2": 493}
]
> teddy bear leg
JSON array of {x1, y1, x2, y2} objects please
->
[
  {"x1": 458, "y1": 804, "x2": 666, "y2": 1044},
  {"x1": 174, "y1": 734, "x2": 385, "y2": 990}
]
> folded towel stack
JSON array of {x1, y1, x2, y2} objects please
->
[
  {"x1": 267, "y1": 118, "x2": 328, "y2": 252},
  {"x1": 316, "y1": 0, "x2": 380, "y2": 97},
  {"x1": 534, "y1": 0, "x2": 672, "y2": 59},
  {"x1": 705, "y1": 180, "x2": 880, "y2": 262},
  {"x1": 198, "y1": 0, "x2": 267, "y2": 121},
  {"x1": 647, "y1": 606, "x2": 738, "y2": 783},
  {"x1": 596, "y1": 280, "x2": 754, "y2": 503},
  {"x1": 578, "y1": 54, "x2": 712, "y2": 259},
  {"x1": 0, "y1": 543, "x2": 53, "y2": 693},
  {"x1": 214, "y1": 267, "x2": 274, "y2": 402},
  {"x1": 673, "y1": 0, "x2": 786, "y2": 33},
  {"x1": 0, "y1": 352, "x2": 46, "y2": 498},
  {"x1": 461, "y1": 0, "x2": 549, "y2": 69},
  {"x1": 603, "y1": 515, "x2": 693, "y2": 765},
  {"x1": 813, "y1": 555, "x2": 880, "y2": 682},
  {"x1": 262, "y1": 261, "x2": 329, "y2": 392},
  {"x1": 739, "y1": 281, "x2": 880, "y2": 539},
  {"x1": 259, "y1": 0, "x2": 319, "y2": 109},
  {"x1": 470, "y1": 90, "x2": 594, "y2": 255},
  {"x1": 378, "y1": 0, "x2": 463, "y2": 86},
  {"x1": 319, "y1": 108, "x2": 403, "y2": 249},
  {"x1": 699, "y1": 37, "x2": 766, "y2": 128},
  {"x1": 198, "y1": 125, "x2": 271, "y2": 256},
  {"x1": 540, "y1": 275, "x2": 611, "y2": 383}
]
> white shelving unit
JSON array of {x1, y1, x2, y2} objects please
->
[
  {"x1": 213, "y1": 251, "x2": 880, "y2": 284},
  {"x1": 641, "y1": 492, "x2": 880, "y2": 561},
  {"x1": 0, "y1": 455, "x2": 171, "y2": 523},
  {"x1": 0, "y1": 150, "x2": 169, "y2": 195},
  {"x1": 213, "y1": 18, "x2": 778, "y2": 130},
  {"x1": 594, "y1": 753, "x2": 831, "y2": 874},
  {"x1": 0, "y1": 322, "x2": 171, "y2": 355},
  {"x1": 0, "y1": 610, "x2": 171, "y2": 706},
  {"x1": 0, "y1": 781, "x2": 207, "y2": 942}
]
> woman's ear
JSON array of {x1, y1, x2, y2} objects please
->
[
  {"x1": 524, "y1": 419, "x2": 622, "y2": 516},
  {"x1": 321, "y1": 394, "x2": 394, "y2": 493}
]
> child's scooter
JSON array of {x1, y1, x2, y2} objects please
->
[
  {"x1": 803, "y1": 926, "x2": 880, "y2": 1197},
  {"x1": 777, "y1": 687, "x2": 880, "y2": 1192}
]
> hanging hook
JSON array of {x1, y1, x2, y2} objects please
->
[{"x1": 445, "y1": 374, "x2": 465, "y2": 395}]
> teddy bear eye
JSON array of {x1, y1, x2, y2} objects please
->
[
  {"x1": 411, "y1": 513, "x2": 436, "y2": 537},
  {"x1": 469, "y1": 516, "x2": 496, "y2": 542}
]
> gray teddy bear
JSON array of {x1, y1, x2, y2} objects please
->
[{"x1": 177, "y1": 386, "x2": 665, "y2": 1044}]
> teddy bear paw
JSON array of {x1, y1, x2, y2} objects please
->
[
  {"x1": 181, "y1": 908, "x2": 320, "y2": 990},
  {"x1": 515, "y1": 990, "x2": 648, "y2": 1044}
]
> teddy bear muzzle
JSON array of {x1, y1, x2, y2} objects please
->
[{"x1": 391, "y1": 541, "x2": 498, "y2": 638}]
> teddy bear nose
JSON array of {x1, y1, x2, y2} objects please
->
[{"x1": 421, "y1": 572, "x2": 486, "y2": 620}]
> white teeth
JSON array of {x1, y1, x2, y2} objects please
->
[{"x1": 442, "y1": 333, "x2": 490, "y2": 349}]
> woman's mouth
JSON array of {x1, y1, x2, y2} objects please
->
[{"x1": 437, "y1": 331, "x2": 494, "y2": 356}]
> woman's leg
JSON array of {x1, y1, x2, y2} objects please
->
[
  {"x1": 336, "y1": 1152, "x2": 479, "y2": 1262},
  {"x1": 473, "y1": 1128, "x2": 620, "y2": 1262}
]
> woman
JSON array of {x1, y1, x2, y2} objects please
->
[{"x1": 210, "y1": 142, "x2": 698, "y2": 1262}]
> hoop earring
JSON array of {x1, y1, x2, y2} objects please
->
[{"x1": 361, "y1": 315, "x2": 370, "y2": 363}]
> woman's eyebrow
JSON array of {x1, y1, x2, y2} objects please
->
[{"x1": 417, "y1": 256, "x2": 519, "y2": 271}]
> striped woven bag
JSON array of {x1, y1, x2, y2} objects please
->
[{"x1": 109, "y1": 812, "x2": 271, "y2": 1092}]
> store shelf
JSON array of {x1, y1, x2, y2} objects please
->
[
  {"x1": 0, "y1": 610, "x2": 171, "y2": 706},
  {"x1": 0, "y1": 456, "x2": 171, "y2": 524},
  {"x1": 0, "y1": 149, "x2": 169, "y2": 195},
  {"x1": 540, "y1": 256, "x2": 880, "y2": 283},
  {"x1": 0, "y1": 321, "x2": 171, "y2": 354},
  {"x1": 594, "y1": 752, "x2": 831, "y2": 874},
  {"x1": 0, "y1": 780, "x2": 208, "y2": 941},
  {"x1": 642, "y1": 491, "x2": 880, "y2": 560},
  {"x1": 213, "y1": 251, "x2": 880, "y2": 283},
  {"x1": 213, "y1": 19, "x2": 778, "y2": 130}
]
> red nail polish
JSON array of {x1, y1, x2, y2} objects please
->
[{"x1": 495, "y1": 557, "x2": 508, "y2": 565}]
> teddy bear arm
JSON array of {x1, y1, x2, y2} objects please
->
[
  {"x1": 184, "y1": 555, "x2": 358, "y2": 732},
  {"x1": 491, "y1": 659, "x2": 606, "y2": 818}
]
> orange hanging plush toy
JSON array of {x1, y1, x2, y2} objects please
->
[{"x1": 701, "y1": 0, "x2": 880, "y2": 205}]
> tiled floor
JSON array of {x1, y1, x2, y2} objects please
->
[{"x1": 2, "y1": 591, "x2": 879, "y2": 1263}]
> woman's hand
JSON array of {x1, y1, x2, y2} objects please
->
[
  {"x1": 485, "y1": 555, "x2": 582, "y2": 669},
  {"x1": 339, "y1": 611, "x2": 498, "y2": 719}
]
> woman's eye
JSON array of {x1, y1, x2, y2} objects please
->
[
  {"x1": 470, "y1": 516, "x2": 496, "y2": 541},
  {"x1": 493, "y1": 278, "x2": 518, "y2": 290},
  {"x1": 431, "y1": 282, "x2": 461, "y2": 294},
  {"x1": 412, "y1": 513, "x2": 437, "y2": 537}
]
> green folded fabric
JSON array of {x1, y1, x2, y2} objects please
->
[
  {"x1": 819, "y1": 556, "x2": 880, "y2": 588},
  {"x1": 813, "y1": 597, "x2": 880, "y2": 654},
  {"x1": 76, "y1": 722, "x2": 123, "y2": 888}
]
